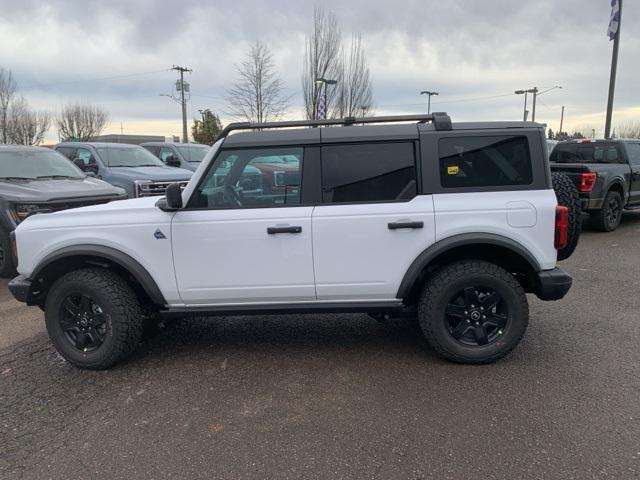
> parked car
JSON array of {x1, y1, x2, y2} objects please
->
[
  {"x1": 55, "y1": 142, "x2": 192, "y2": 198},
  {"x1": 550, "y1": 138, "x2": 640, "y2": 231},
  {"x1": 10, "y1": 113, "x2": 574, "y2": 369},
  {"x1": 141, "y1": 142, "x2": 210, "y2": 172},
  {"x1": 0, "y1": 145, "x2": 126, "y2": 277}
]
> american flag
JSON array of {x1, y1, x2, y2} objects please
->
[
  {"x1": 608, "y1": 0, "x2": 620, "y2": 41},
  {"x1": 316, "y1": 92, "x2": 326, "y2": 119}
]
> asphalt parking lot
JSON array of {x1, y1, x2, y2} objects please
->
[{"x1": 1, "y1": 215, "x2": 639, "y2": 480}]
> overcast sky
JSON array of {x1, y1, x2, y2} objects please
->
[{"x1": 1, "y1": 0, "x2": 637, "y2": 141}]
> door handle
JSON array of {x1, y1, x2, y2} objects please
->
[
  {"x1": 388, "y1": 221, "x2": 424, "y2": 230},
  {"x1": 267, "y1": 225, "x2": 302, "y2": 234}
]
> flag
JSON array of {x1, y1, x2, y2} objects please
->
[
  {"x1": 316, "y1": 92, "x2": 326, "y2": 120},
  {"x1": 608, "y1": 0, "x2": 620, "y2": 41}
]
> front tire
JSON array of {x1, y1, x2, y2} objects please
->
[
  {"x1": 45, "y1": 268, "x2": 144, "y2": 370},
  {"x1": 418, "y1": 260, "x2": 529, "y2": 364},
  {"x1": 593, "y1": 189, "x2": 623, "y2": 232}
]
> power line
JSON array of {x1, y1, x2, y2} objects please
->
[{"x1": 21, "y1": 68, "x2": 171, "y2": 90}]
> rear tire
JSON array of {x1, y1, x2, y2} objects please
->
[
  {"x1": 0, "y1": 230, "x2": 17, "y2": 278},
  {"x1": 592, "y1": 189, "x2": 622, "y2": 232},
  {"x1": 418, "y1": 260, "x2": 528, "y2": 364},
  {"x1": 552, "y1": 172, "x2": 581, "y2": 260},
  {"x1": 45, "y1": 268, "x2": 144, "y2": 369}
]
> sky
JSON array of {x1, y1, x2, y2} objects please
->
[{"x1": 0, "y1": 0, "x2": 637, "y2": 142}]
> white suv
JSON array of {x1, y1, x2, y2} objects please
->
[{"x1": 8, "y1": 113, "x2": 573, "y2": 369}]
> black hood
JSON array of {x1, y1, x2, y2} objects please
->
[{"x1": 0, "y1": 177, "x2": 125, "y2": 203}]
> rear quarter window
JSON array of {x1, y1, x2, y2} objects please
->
[{"x1": 439, "y1": 135, "x2": 533, "y2": 188}]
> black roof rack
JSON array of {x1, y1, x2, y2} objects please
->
[{"x1": 214, "y1": 112, "x2": 452, "y2": 142}]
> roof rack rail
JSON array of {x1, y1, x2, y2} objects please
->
[{"x1": 214, "y1": 112, "x2": 452, "y2": 142}]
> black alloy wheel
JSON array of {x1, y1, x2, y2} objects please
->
[
  {"x1": 59, "y1": 292, "x2": 107, "y2": 352},
  {"x1": 444, "y1": 286, "x2": 509, "y2": 347},
  {"x1": 605, "y1": 195, "x2": 621, "y2": 230}
]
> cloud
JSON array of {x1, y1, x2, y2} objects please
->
[{"x1": 0, "y1": 0, "x2": 637, "y2": 140}]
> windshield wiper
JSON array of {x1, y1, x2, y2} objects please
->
[
  {"x1": 36, "y1": 175, "x2": 79, "y2": 179},
  {"x1": 0, "y1": 176, "x2": 34, "y2": 180},
  {"x1": 112, "y1": 164, "x2": 160, "y2": 168}
]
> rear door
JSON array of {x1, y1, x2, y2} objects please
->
[
  {"x1": 624, "y1": 142, "x2": 640, "y2": 205},
  {"x1": 311, "y1": 141, "x2": 435, "y2": 301}
]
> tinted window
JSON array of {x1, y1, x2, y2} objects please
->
[
  {"x1": 321, "y1": 142, "x2": 416, "y2": 203},
  {"x1": 190, "y1": 147, "x2": 303, "y2": 209},
  {"x1": 159, "y1": 147, "x2": 176, "y2": 163},
  {"x1": 439, "y1": 136, "x2": 532, "y2": 188},
  {"x1": 176, "y1": 145, "x2": 210, "y2": 164},
  {"x1": 577, "y1": 144, "x2": 622, "y2": 164},
  {"x1": 56, "y1": 146, "x2": 75, "y2": 159},
  {"x1": 550, "y1": 143, "x2": 578, "y2": 163},
  {"x1": 626, "y1": 143, "x2": 640, "y2": 165},
  {"x1": 75, "y1": 148, "x2": 97, "y2": 167}
]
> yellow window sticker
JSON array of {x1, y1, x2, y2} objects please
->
[{"x1": 447, "y1": 165, "x2": 459, "y2": 175}]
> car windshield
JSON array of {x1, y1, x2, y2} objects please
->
[
  {"x1": 95, "y1": 146, "x2": 165, "y2": 168},
  {"x1": 0, "y1": 149, "x2": 84, "y2": 180},
  {"x1": 176, "y1": 145, "x2": 210, "y2": 164}
]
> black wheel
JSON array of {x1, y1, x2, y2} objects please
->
[
  {"x1": 552, "y1": 172, "x2": 581, "y2": 261},
  {"x1": 45, "y1": 268, "x2": 144, "y2": 369},
  {"x1": 418, "y1": 260, "x2": 529, "y2": 364},
  {"x1": 593, "y1": 189, "x2": 622, "y2": 232},
  {"x1": 0, "y1": 230, "x2": 17, "y2": 278}
]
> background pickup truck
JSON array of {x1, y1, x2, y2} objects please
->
[{"x1": 550, "y1": 139, "x2": 640, "y2": 231}]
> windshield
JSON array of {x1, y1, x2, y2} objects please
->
[
  {"x1": 176, "y1": 145, "x2": 210, "y2": 164},
  {"x1": 95, "y1": 146, "x2": 165, "y2": 168},
  {"x1": 0, "y1": 149, "x2": 84, "y2": 180}
]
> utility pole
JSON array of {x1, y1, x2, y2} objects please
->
[
  {"x1": 172, "y1": 65, "x2": 192, "y2": 143},
  {"x1": 559, "y1": 106, "x2": 565, "y2": 135},
  {"x1": 531, "y1": 87, "x2": 539, "y2": 122},
  {"x1": 605, "y1": 0, "x2": 622, "y2": 139}
]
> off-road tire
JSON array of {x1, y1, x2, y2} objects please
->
[
  {"x1": 45, "y1": 268, "x2": 144, "y2": 369},
  {"x1": 418, "y1": 260, "x2": 529, "y2": 364},
  {"x1": 0, "y1": 230, "x2": 17, "y2": 278},
  {"x1": 552, "y1": 172, "x2": 581, "y2": 261},
  {"x1": 592, "y1": 189, "x2": 623, "y2": 232}
]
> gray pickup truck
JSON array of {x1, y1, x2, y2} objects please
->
[
  {"x1": 0, "y1": 145, "x2": 126, "y2": 277},
  {"x1": 550, "y1": 139, "x2": 640, "y2": 231},
  {"x1": 55, "y1": 142, "x2": 193, "y2": 198},
  {"x1": 140, "y1": 142, "x2": 210, "y2": 172}
]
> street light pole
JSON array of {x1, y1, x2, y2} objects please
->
[
  {"x1": 315, "y1": 78, "x2": 337, "y2": 120},
  {"x1": 420, "y1": 90, "x2": 439, "y2": 114}
]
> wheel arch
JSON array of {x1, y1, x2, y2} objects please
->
[
  {"x1": 397, "y1": 233, "x2": 541, "y2": 303},
  {"x1": 26, "y1": 245, "x2": 166, "y2": 308},
  {"x1": 606, "y1": 180, "x2": 625, "y2": 201}
]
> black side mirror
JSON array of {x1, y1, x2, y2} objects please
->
[
  {"x1": 162, "y1": 182, "x2": 183, "y2": 210},
  {"x1": 165, "y1": 155, "x2": 181, "y2": 168},
  {"x1": 72, "y1": 158, "x2": 86, "y2": 170}
]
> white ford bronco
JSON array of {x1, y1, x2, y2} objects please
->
[{"x1": 9, "y1": 113, "x2": 574, "y2": 369}]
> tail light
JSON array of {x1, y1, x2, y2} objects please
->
[
  {"x1": 579, "y1": 172, "x2": 597, "y2": 192},
  {"x1": 555, "y1": 206, "x2": 569, "y2": 250}
]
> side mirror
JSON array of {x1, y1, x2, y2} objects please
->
[
  {"x1": 165, "y1": 155, "x2": 181, "y2": 168},
  {"x1": 72, "y1": 158, "x2": 86, "y2": 170},
  {"x1": 160, "y1": 182, "x2": 183, "y2": 211}
]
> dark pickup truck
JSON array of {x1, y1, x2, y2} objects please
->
[{"x1": 550, "y1": 139, "x2": 640, "y2": 231}]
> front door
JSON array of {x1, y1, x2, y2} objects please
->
[
  {"x1": 625, "y1": 142, "x2": 640, "y2": 205},
  {"x1": 172, "y1": 146, "x2": 315, "y2": 305}
]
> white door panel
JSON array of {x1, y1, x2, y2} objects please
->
[
  {"x1": 312, "y1": 196, "x2": 435, "y2": 300},
  {"x1": 172, "y1": 207, "x2": 315, "y2": 304},
  {"x1": 433, "y1": 190, "x2": 557, "y2": 270}
]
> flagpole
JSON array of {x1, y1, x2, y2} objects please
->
[{"x1": 604, "y1": 0, "x2": 622, "y2": 139}]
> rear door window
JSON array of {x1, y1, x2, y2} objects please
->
[
  {"x1": 625, "y1": 143, "x2": 640, "y2": 165},
  {"x1": 320, "y1": 142, "x2": 417, "y2": 203},
  {"x1": 439, "y1": 135, "x2": 532, "y2": 188}
]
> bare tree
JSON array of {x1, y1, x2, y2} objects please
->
[
  {"x1": 615, "y1": 122, "x2": 640, "y2": 139},
  {"x1": 302, "y1": 8, "x2": 342, "y2": 119},
  {"x1": 56, "y1": 103, "x2": 109, "y2": 141},
  {"x1": 226, "y1": 41, "x2": 289, "y2": 123},
  {"x1": 337, "y1": 34, "x2": 373, "y2": 117},
  {"x1": 0, "y1": 68, "x2": 18, "y2": 144},
  {"x1": 6, "y1": 96, "x2": 51, "y2": 145}
]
